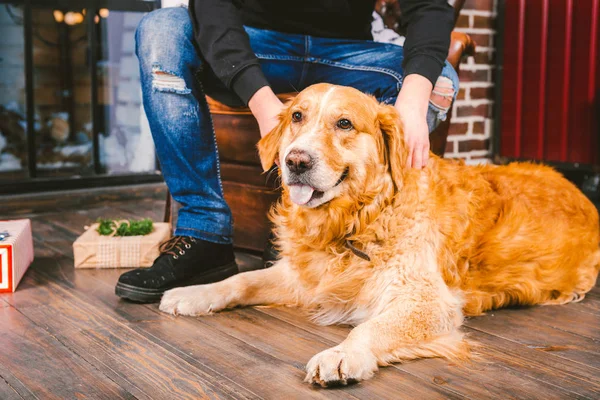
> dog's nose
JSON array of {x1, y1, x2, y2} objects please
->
[{"x1": 285, "y1": 149, "x2": 313, "y2": 174}]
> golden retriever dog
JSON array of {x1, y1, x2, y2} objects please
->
[{"x1": 160, "y1": 83, "x2": 600, "y2": 387}]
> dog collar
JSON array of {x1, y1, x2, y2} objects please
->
[{"x1": 345, "y1": 239, "x2": 371, "y2": 262}]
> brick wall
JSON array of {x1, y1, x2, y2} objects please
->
[{"x1": 444, "y1": 0, "x2": 497, "y2": 164}]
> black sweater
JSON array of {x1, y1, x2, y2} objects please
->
[{"x1": 189, "y1": 0, "x2": 455, "y2": 104}]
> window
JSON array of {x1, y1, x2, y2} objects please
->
[{"x1": 0, "y1": 0, "x2": 161, "y2": 193}]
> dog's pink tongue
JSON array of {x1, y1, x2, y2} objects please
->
[{"x1": 289, "y1": 185, "x2": 315, "y2": 205}]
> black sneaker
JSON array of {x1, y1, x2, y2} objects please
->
[{"x1": 115, "y1": 236, "x2": 238, "y2": 303}]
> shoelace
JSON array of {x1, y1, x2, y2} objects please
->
[{"x1": 159, "y1": 236, "x2": 197, "y2": 259}]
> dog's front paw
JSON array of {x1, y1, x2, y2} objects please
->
[
  {"x1": 159, "y1": 285, "x2": 228, "y2": 316},
  {"x1": 305, "y1": 345, "x2": 378, "y2": 387}
]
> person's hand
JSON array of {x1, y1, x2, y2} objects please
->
[
  {"x1": 248, "y1": 86, "x2": 285, "y2": 138},
  {"x1": 394, "y1": 74, "x2": 433, "y2": 169},
  {"x1": 399, "y1": 109, "x2": 430, "y2": 169}
]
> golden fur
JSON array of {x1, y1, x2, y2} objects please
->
[{"x1": 160, "y1": 84, "x2": 600, "y2": 387}]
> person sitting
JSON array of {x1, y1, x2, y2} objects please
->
[{"x1": 115, "y1": 0, "x2": 459, "y2": 303}]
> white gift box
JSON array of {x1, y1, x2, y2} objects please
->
[{"x1": 0, "y1": 219, "x2": 34, "y2": 293}]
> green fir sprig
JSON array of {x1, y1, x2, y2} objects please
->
[{"x1": 96, "y1": 218, "x2": 154, "y2": 237}]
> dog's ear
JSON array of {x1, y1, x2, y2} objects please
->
[
  {"x1": 257, "y1": 118, "x2": 285, "y2": 172},
  {"x1": 377, "y1": 104, "x2": 408, "y2": 190}
]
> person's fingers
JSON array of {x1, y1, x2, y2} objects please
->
[
  {"x1": 422, "y1": 147, "x2": 429, "y2": 168},
  {"x1": 413, "y1": 146, "x2": 423, "y2": 169},
  {"x1": 407, "y1": 147, "x2": 414, "y2": 169}
]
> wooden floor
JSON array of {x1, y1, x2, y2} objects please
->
[{"x1": 1, "y1": 185, "x2": 600, "y2": 399}]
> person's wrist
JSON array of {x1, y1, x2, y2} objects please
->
[
  {"x1": 248, "y1": 86, "x2": 285, "y2": 138},
  {"x1": 249, "y1": 86, "x2": 279, "y2": 121},
  {"x1": 395, "y1": 101, "x2": 427, "y2": 120},
  {"x1": 395, "y1": 74, "x2": 431, "y2": 118}
]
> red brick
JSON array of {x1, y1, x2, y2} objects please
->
[
  {"x1": 473, "y1": 51, "x2": 495, "y2": 64},
  {"x1": 457, "y1": 88, "x2": 467, "y2": 100},
  {"x1": 445, "y1": 140, "x2": 456, "y2": 154},
  {"x1": 448, "y1": 122, "x2": 469, "y2": 136},
  {"x1": 473, "y1": 15, "x2": 493, "y2": 29},
  {"x1": 458, "y1": 139, "x2": 490, "y2": 152},
  {"x1": 458, "y1": 69, "x2": 489, "y2": 82},
  {"x1": 456, "y1": 14, "x2": 470, "y2": 28},
  {"x1": 472, "y1": 121, "x2": 486, "y2": 134},
  {"x1": 456, "y1": 104, "x2": 490, "y2": 118},
  {"x1": 470, "y1": 87, "x2": 494, "y2": 100},
  {"x1": 468, "y1": 33, "x2": 492, "y2": 47},
  {"x1": 464, "y1": 0, "x2": 494, "y2": 11}
]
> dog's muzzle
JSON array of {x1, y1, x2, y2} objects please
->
[{"x1": 288, "y1": 167, "x2": 349, "y2": 206}]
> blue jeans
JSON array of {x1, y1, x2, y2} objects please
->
[{"x1": 136, "y1": 7, "x2": 459, "y2": 244}]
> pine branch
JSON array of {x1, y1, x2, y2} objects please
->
[{"x1": 96, "y1": 218, "x2": 154, "y2": 237}]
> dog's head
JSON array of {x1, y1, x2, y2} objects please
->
[{"x1": 258, "y1": 83, "x2": 407, "y2": 208}]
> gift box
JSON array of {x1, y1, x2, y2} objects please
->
[
  {"x1": 73, "y1": 222, "x2": 171, "y2": 269},
  {"x1": 0, "y1": 219, "x2": 34, "y2": 293}
]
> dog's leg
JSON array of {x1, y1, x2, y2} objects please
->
[
  {"x1": 159, "y1": 259, "x2": 298, "y2": 316},
  {"x1": 305, "y1": 276, "x2": 467, "y2": 387}
]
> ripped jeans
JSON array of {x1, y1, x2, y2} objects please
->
[{"x1": 136, "y1": 7, "x2": 459, "y2": 244}]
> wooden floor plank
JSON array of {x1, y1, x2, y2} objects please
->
[
  {"x1": 0, "y1": 381, "x2": 23, "y2": 400},
  {"x1": 113, "y1": 201, "x2": 165, "y2": 222},
  {"x1": 257, "y1": 306, "x2": 585, "y2": 400},
  {"x1": 0, "y1": 183, "x2": 166, "y2": 218},
  {"x1": 0, "y1": 305, "x2": 134, "y2": 400},
  {"x1": 0, "y1": 362, "x2": 37, "y2": 400},
  {"x1": 21, "y1": 258, "x2": 339, "y2": 399},
  {"x1": 516, "y1": 302, "x2": 600, "y2": 341},
  {"x1": 135, "y1": 317, "x2": 357, "y2": 400},
  {"x1": 0, "y1": 369, "x2": 26, "y2": 400},
  {"x1": 465, "y1": 328, "x2": 600, "y2": 398},
  {"x1": 575, "y1": 296, "x2": 600, "y2": 316},
  {"x1": 13, "y1": 256, "x2": 339, "y2": 399},
  {"x1": 26, "y1": 253, "x2": 453, "y2": 399},
  {"x1": 6, "y1": 258, "x2": 256, "y2": 400},
  {"x1": 167, "y1": 307, "x2": 461, "y2": 399},
  {"x1": 465, "y1": 310, "x2": 600, "y2": 371},
  {"x1": 58, "y1": 252, "x2": 456, "y2": 399}
]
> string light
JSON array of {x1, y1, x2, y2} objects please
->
[
  {"x1": 53, "y1": 8, "x2": 109, "y2": 25},
  {"x1": 53, "y1": 10, "x2": 64, "y2": 23},
  {"x1": 64, "y1": 11, "x2": 84, "y2": 25}
]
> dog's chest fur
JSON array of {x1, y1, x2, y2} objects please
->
[
  {"x1": 286, "y1": 247, "x2": 385, "y2": 325},
  {"x1": 281, "y1": 210, "x2": 443, "y2": 326}
]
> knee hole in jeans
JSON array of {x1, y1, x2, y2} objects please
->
[
  {"x1": 151, "y1": 66, "x2": 191, "y2": 94},
  {"x1": 429, "y1": 76, "x2": 455, "y2": 112}
]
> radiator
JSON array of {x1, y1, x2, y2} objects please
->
[{"x1": 499, "y1": 0, "x2": 600, "y2": 165}]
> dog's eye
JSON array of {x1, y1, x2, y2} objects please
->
[
  {"x1": 337, "y1": 119, "x2": 353, "y2": 130},
  {"x1": 292, "y1": 111, "x2": 303, "y2": 122}
]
